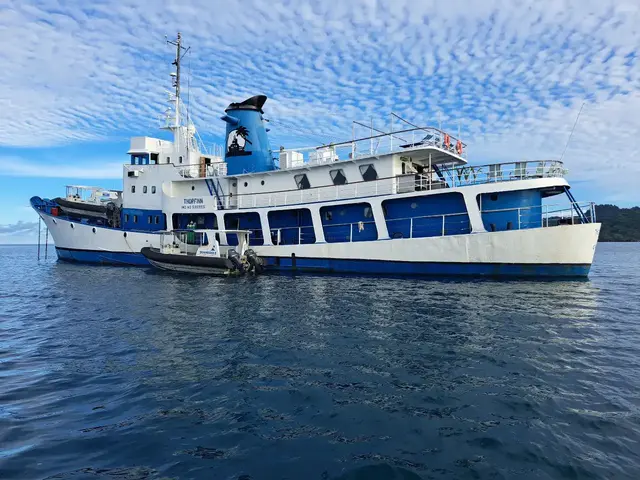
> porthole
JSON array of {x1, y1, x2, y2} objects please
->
[
  {"x1": 411, "y1": 202, "x2": 417, "y2": 209},
  {"x1": 92, "y1": 227, "x2": 96, "y2": 233},
  {"x1": 261, "y1": 180, "x2": 265, "y2": 186},
  {"x1": 192, "y1": 185, "x2": 195, "y2": 191},
  {"x1": 233, "y1": 182, "x2": 237, "y2": 187},
  {"x1": 244, "y1": 182, "x2": 248, "y2": 187},
  {"x1": 124, "y1": 232, "x2": 127, "y2": 238},
  {"x1": 70, "y1": 223, "x2": 74, "y2": 229}
]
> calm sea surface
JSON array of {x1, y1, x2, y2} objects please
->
[{"x1": 1, "y1": 243, "x2": 640, "y2": 480}]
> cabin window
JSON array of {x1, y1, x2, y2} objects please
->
[
  {"x1": 294, "y1": 174, "x2": 311, "y2": 190},
  {"x1": 179, "y1": 156, "x2": 183, "y2": 164},
  {"x1": 151, "y1": 186, "x2": 156, "y2": 194},
  {"x1": 155, "y1": 216, "x2": 160, "y2": 224},
  {"x1": 133, "y1": 215, "x2": 138, "y2": 223},
  {"x1": 330, "y1": 169, "x2": 347, "y2": 185},
  {"x1": 166, "y1": 156, "x2": 170, "y2": 163},
  {"x1": 151, "y1": 153, "x2": 158, "y2": 163},
  {"x1": 124, "y1": 214, "x2": 129, "y2": 223},
  {"x1": 359, "y1": 164, "x2": 378, "y2": 182},
  {"x1": 131, "y1": 185, "x2": 135, "y2": 193},
  {"x1": 143, "y1": 186, "x2": 148, "y2": 194},
  {"x1": 147, "y1": 216, "x2": 152, "y2": 223}
]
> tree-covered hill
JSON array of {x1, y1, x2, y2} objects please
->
[{"x1": 595, "y1": 205, "x2": 640, "y2": 242}]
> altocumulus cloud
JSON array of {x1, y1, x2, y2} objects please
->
[
  {"x1": 0, "y1": 221, "x2": 39, "y2": 235},
  {"x1": 1, "y1": 0, "x2": 639, "y2": 201}
]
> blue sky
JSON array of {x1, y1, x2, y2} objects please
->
[{"x1": 1, "y1": 0, "x2": 639, "y2": 243}]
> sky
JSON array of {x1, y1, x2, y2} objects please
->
[{"x1": 1, "y1": 0, "x2": 639, "y2": 243}]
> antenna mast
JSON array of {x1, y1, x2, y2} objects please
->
[
  {"x1": 560, "y1": 102, "x2": 585, "y2": 162},
  {"x1": 166, "y1": 32, "x2": 191, "y2": 128}
]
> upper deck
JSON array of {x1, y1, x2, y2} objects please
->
[{"x1": 223, "y1": 159, "x2": 567, "y2": 209}]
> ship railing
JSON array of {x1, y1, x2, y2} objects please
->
[
  {"x1": 229, "y1": 160, "x2": 567, "y2": 210},
  {"x1": 481, "y1": 201, "x2": 597, "y2": 229},
  {"x1": 176, "y1": 161, "x2": 227, "y2": 178},
  {"x1": 280, "y1": 127, "x2": 468, "y2": 165},
  {"x1": 258, "y1": 201, "x2": 595, "y2": 244}
]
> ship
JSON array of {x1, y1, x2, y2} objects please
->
[{"x1": 30, "y1": 33, "x2": 600, "y2": 277}]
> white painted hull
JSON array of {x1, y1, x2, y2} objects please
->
[{"x1": 36, "y1": 211, "x2": 600, "y2": 275}]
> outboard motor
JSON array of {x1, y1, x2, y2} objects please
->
[
  {"x1": 245, "y1": 249, "x2": 264, "y2": 274},
  {"x1": 221, "y1": 95, "x2": 274, "y2": 175},
  {"x1": 227, "y1": 249, "x2": 244, "y2": 274}
]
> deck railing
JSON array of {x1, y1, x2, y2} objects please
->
[
  {"x1": 293, "y1": 127, "x2": 469, "y2": 164},
  {"x1": 228, "y1": 160, "x2": 567, "y2": 210},
  {"x1": 255, "y1": 201, "x2": 595, "y2": 245}
]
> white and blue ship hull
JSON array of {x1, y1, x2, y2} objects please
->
[{"x1": 35, "y1": 210, "x2": 599, "y2": 277}]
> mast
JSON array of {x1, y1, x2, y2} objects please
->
[{"x1": 167, "y1": 32, "x2": 188, "y2": 128}]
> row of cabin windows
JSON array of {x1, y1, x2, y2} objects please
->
[
  {"x1": 123, "y1": 214, "x2": 161, "y2": 224},
  {"x1": 131, "y1": 185, "x2": 157, "y2": 194},
  {"x1": 294, "y1": 164, "x2": 378, "y2": 190},
  {"x1": 131, "y1": 155, "x2": 184, "y2": 165}
]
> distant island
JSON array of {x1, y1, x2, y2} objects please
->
[{"x1": 595, "y1": 205, "x2": 640, "y2": 242}]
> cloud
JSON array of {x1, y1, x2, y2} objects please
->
[
  {"x1": 0, "y1": 0, "x2": 639, "y2": 201},
  {"x1": 0, "y1": 220, "x2": 38, "y2": 235},
  {"x1": 0, "y1": 157, "x2": 122, "y2": 179}
]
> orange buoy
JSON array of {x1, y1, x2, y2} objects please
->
[
  {"x1": 456, "y1": 140, "x2": 463, "y2": 155},
  {"x1": 444, "y1": 133, "x2": 450, "y2": 148}
]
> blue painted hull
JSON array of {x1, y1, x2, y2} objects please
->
[
  {"x1": 56, "y1": 248, "x2": 150, "y2": 266},
  {"x1": 262, "y1": 257, "x2": 591, "y2": 278},
  {"x1": 54, "y1": 249, "x2": 590, "y2": 277}
]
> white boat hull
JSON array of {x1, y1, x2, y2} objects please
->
[{"x1": 35, "y1": 211, "x2": 600, "y2": 276}]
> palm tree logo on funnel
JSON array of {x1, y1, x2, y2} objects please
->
[{"x1": 227, "y1": 126, "x2": 253, "y2": 157}]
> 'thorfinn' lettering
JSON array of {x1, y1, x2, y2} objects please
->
[{"x1": 181, "y1": 197, "x2": 206, "y2": 210}]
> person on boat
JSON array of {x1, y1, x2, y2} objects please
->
[{"x1": 186, "y1": 220, "x2": 196, "y2": 244}]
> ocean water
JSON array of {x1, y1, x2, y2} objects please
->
[{"x1": 1, "y1": 243, "x2": 640, "y2": 480}]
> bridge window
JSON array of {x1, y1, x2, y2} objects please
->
[
  {"x1": 124, "y1": 214, "x2": 129, "y2": 223},
  {"x1": 131, "y1": 185, "x2": 135, "y2": 193},
  {"x1": 147, "y1": 216, "x2": 152, "y2": 223},
  {"x1": 330, "y1": 169, "x2": 347, "y2": 185},
  {"x1": 151, "y1": 186, "x2": 156, "y2": 194},
  {"x1": 143, "y1": 186, "x2": 148, "y2": 194},
  {"x1": 294, "y1": 174, "x2": 311, "y2": 190},
  {"x1": 133, "y1": 215, "x2": 138, "y2": 223},
  {"x1": 359, "y1": 164, "x2": 378, "y2": 181},
  {"x1": 179, "y1": 156, "x2": 183, "y2": 164},
  {"x1": 166, "y1": 156, "x2": 170, "y2": 164},
  {"x1": 155, "y1": 216, "x2": 160, "y2": 224}
]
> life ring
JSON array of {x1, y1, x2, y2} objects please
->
[
  {"x1": 443, "y1": 133, "x2": 450, "y2": 148},
  {"x1": 456, "y1": 140, "x2": 463, "y2": 155}
]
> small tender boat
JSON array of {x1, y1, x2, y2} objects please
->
[{"x1": 141, "y1": 229, "x2": 263, "y2": 275}]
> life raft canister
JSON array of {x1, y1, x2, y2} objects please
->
[{"x1": 456, "y1": 140, "x2": 463, "y2": 155}]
